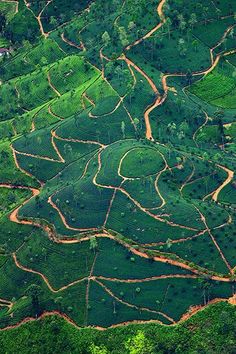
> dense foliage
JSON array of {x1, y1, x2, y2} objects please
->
[{"x1": 0, "y1": 302, "x2": 236, "y2": 353}]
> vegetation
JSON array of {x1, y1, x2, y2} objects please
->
[
  {"x1": 0, "y1": 302, "x2": 236, "y2": 353},
  {"x1": 0, "y1": 0, "x2": 235, "y2": 350}
]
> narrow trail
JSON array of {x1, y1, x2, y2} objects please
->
[
  {"x1": 61, "y1": 33, "x2": 83, "y2": 50},
  {"x1": 53, "y1": 129, "x2": 106, "y2": 149},
  {"x1": 82, "y1": 92, "x2": 95, "y2": 107},
  {"x1": 156, "y1": 23, "x2": 236, "y2": 117},
  {"x1": 94, "y1": 150, "x2": 199, "y2": 232},
  {"x1": 118, "y1": 54, "x2": 162, "y2": 140},
  {"x1": 192, "y1": 111, "x2": 210, "y2": 146},
  {"x1": 58, "y1": 232, "x2": 232, "y2": 283},
  {"x1": 189, "y1": 152, "x2": 234, "y2": 206},
  {"x1": 36, "y1": 0, "x2": 53, "y2": 39},
  {"x1": 141, "y1": 230, "x2": 207, "y2": 248},
  {"x1": 125, "y1": 0, "x2": 167, "y2": 51},
  {"x1": 212, "y1": 164, "x2": 234, "y2": 202},
  {"x1": 180, "y1": 295, "x2": 236, "y2": 323},
  {"x1": 2, "y1": 0, "x2": 18, "y2": 14},
  {"x1": 23, "y1": 0, "x2": 51, "y2": 39},
  {"x1": 44, "y1": 148, "x2": 103, "y2": 233},
  {"x1": 48, "y1": 104, "x2": 64, "y2": 121},
  {"x1": 88, "y1": 96, "x2": 123, "y2": 119},
  {"x1": 98, "y1": 48, "x2": 138, "y2": 131},
  {"x1": 94, "y1": 279, "x2": 176, "y2": 324},
  {"x1": 31, "y1": 102, "x2": 53, "y2": 132},
  {"x1": 11, "y1": 145, "x2": 42, "y2": 185},
  {"x1": 1, "y1": 294, "x2": 236, "y2": 332},
  {"x1": 47, "y1": 71, "x2": 62, "y2": 97},
  {"x1": 96, "y1": 274, "x2": 199, "y2": 284},
  {"x1": 0, "y1": 297, "x2": 13, "y2": 311},
  {"x1": 180, "y1": 162, "x2": 195, "y2": 193},
  {"x1": 12, "y1": 146, "x2": 63, "y2": 164},
  {"x1": 103, "y1": 188, "x2": 118, "y2": 227},
  {"x1": 0, "y1": 183, "x2": 39, "y2": 224},
  {"x1": 209, "y1": 24, "x2": 236, "y2": 65},
  {"x1": 194, "y1": 206, "x2": 233, "y2": 274},
  {"x1": 85, "y1": 252, "x2": 98, "y2": 325},
  {"x1": 2, "y1": 0, "x2": 236, "y2": 331},
  {"x1": 119, "y1": 55, "x2": 159, "y2": 94},
  {"x1": 117, "y1": 147, "x2": 167, "y2": 210},
  {"x1": 14, "y1": 81, "x2": 20, "y2": 100},
  {"x1": 153, "y1": 153, "x2": 169, "y2": 209},
  {"x1": 51, "y1": 130, "x2": 65, "y2": 162},
  {"x1": 13, "y1": 252, "x2": 87, "y2": 293},
  {"x1": 47, "y1": 192, "x2": 99, "y2": 233}
]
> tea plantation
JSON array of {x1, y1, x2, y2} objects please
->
[{"x1": 0, "y1": 0, "x2": 236, "y2": 351}]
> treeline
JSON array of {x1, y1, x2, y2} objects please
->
[{"x1": 0, "y1": 302, "x2": 235, "y2": 353}]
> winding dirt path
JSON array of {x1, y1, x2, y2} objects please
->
[
  {"x1": 61, "y1": 33, "x2": 83, "y2": 50},
  {"x1": 212, "y1": 165, "x2": 234, "y2": 202},
  {"x1": 118, "y1": 54, "x2": 162, "y2": 140},
  {"x1": 58, "y1": 231, "x2": 232, "y2": 282},
  {"x1": 13, "y1": 253, "x2": 87, "y2": 293},
  {"x1": 48, "y1": 104, "x2": 64, "y2": 121},
  {"x1": 1, "y1": 0, "x2": 236, "y2": 332},
  {"x1": 141, "y1": 229, "x2": 207, "y2": 248},
  {"x1": 23, "y1": 0, "x2": 52, "y2": 38},
  {"x1": 194, "y1": 206, "x2": 233, "y2": 274},
  {"x1": 94, "y1": 149, "x2": 198, "y2": 232},
  {"x1": 85, "y1": 252, "x2": 98, "y2": 325},
  {"x1": 1, "y1": 294, "x2": 235, "y2": 332},
  {"x1": 94, "y1": 278, "x2": 175, "y2": 323},
  {"x1": 47, "y1": 71, "x2": 62, "y2": 97},
  {"x1": 192, "y1": 111, "x2": 210, "y2": 146},
  {"x1": 125, "y1": 0, "x2": 167, "y2": 51}
]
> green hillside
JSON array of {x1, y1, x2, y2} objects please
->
[{"x1": 0, "y1": 0, "x2": 235, "y2": 351}]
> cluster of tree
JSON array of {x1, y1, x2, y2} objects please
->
[{"x1": 0, "y1": 302, "x2": 235, "y2": 353}]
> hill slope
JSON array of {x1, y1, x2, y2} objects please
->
[{"x1": 0, "y1": 0, "x2": 235, "y2": 335}]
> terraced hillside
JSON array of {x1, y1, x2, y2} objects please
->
[{"x1": 0, "y1": 0, "x2": 236, "y2": 331}]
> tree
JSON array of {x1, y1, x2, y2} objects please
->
[
  {"x1": 192, "y1": 39, "x2": 199, "y2": 52},
  {"x1": 121, "y1": 121, "x2": 126, "y2": 138},
  {"x1": 41, "y1": 247, "x2": 47, "y2": 261},
  {"x1": 202, "y1": 152, "x2": 209, "y2": 161},
  {"x1": 54, "y1": 296, "x2": 63, "y2": 310},
  {"x1": 180, "y1": 121, "x2": 189, "y2": 134},
  {"x1": 166, "y1": 238, "x2": 173, "y2": 249},
  {"x1": 128, "y1": 21, "x2": 136, "y2": 32},
  {"x1": 133, "y1": 118, "x2": 140, "y2": 127},
  {"x1": 178, "y1": 38, "x2": 187, "y2": 57},
  {"x1": 198, "y1": 275, "x2": 212, "y2": 305},
  {"x1": 167, "y1": 122, "x2": 176, "y2": 136},
  {"x1": 165, "y1": 17, "x2": 172, "y2": 39},
  {"x1": 118, "y1": 26, "x2": 129, "y2": 47},
  {"x1": 216, "y1": 8, "x2": 222, "y2": 20},
  {"x1": 186, "y1": 69, "x2": 193, "y2": 85},
  {"x1": 125, "y1": 330, "x2": 154, "y2": 354},
  {"x1": 25, "y1": 284, "x2": 42, "y2": 316},
  {"x1": 49, "y1": 16, "x2": 58, "y2": 27},
  {"x1": 189, "y1": 13, "x2": 197, "y2": 30},
  {"x1": 90, "y1": 344, "x2": 108, "y2": 354},
  {"x1": 115, "y1": 66, "x2": 123, "y2": 80},
  {"x1": 177, "y1": 14, "x2": 186, "y2": 33},
  {"x1": 0, "y1": 12, "x2": 6, "y2": 32},
  {"x1": 177, "y1": 130, "x2": 185, "y2": 140},
  {"x1": 101, "y1": 31, "x2": 110, "y2": 47},
  {"x1": 229, "y1": 28, "x2": 234, "y2": 39},
  {"x1": 89, "y1": 237, "x2": 98, "y2": 254},
  {"x1": 202, "y1": 7, "x2": 209, "y2": 25}
]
